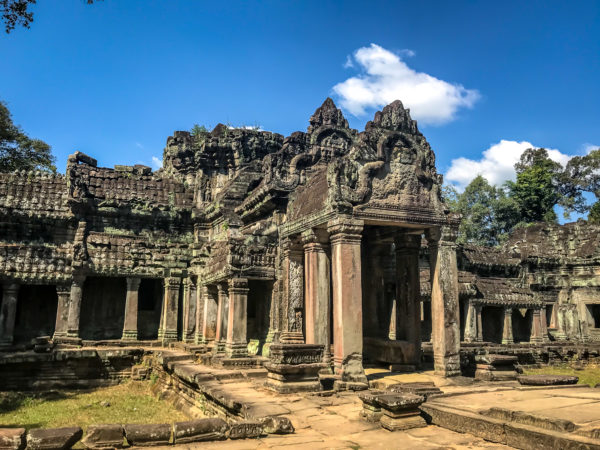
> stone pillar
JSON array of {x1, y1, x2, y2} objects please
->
[
  {"x1": 280, "y1": 237, "x2": 305, "y2": 343},
  {"x1": 531, "y1": 308, "x2": 548, "y2": 343},
  {"x1": 502, "y1": 307, "x2": 514, "y2": 344},
  {"x1": 426, "y1": 226, "x2": 461, "y2": 377},
  {"x1": 0, "y1": 283, "x2": 19, "y2": 346},
  {"x1": 214, "y1": 283, "x2": 228, "y2": 353},
  {"x1": 199, "y1": 285, "x2": 218, "y2": 344},
  {"x1": 53, "y1": 284, "x2": 71, "y2": 339},
  {"x1": 158, "y1": 277, "x2": 180, "y2": 343},
  {"x1": 302, "y1": 229, "x2": 332, "y2": 367},
  {"x1": 66, "y1": 275, "x2": 86, "y2": 338},
  {"x1": 328, "y1": 217, "x2": 367, "y2": 384},
  {"x1": 182, "y1": 278, "x2": 197, "y2": 343},
  {"x1": 122, "y1": 277, "x2": 141, "y2": 340},
  {"x1": 226, "y1": 278, "x2": 249, "y2": 357},
  {"x1": 463, "y1": 300, "x2": 477, "y2": 343},
  {"x1": 476, "y1": 305, "x2": 483, "y2": 342},
  {"x1": 395, "y1": 233, "x2": 421, "y2": 365}
]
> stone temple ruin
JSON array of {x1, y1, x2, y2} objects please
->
[{"x1": 1, "y1": 98, "x2": 599, "y2": 383}]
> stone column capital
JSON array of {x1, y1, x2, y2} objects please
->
[
  {"x1": 164, "y1": 277, "x2": 181, "y2": 291},
  {"x1": 126, "y1": 277, "x2": 141, "y2": 292},
  {"x1": 3, "y1": 283, "x2": 19, "y2": 296},
  {"x1": 301, "y1": 228, "x2": 329, "y2": 247},
  {"x1": 327, "y1": 217, "x2": 363, "y2": 239},
  {"x1": 56, "y1": 283, "x2": 71, "y2": 296},
  {"x1": 504, "y1": 306, "x2": 513, "y2": 316},
  {"x1": 228, "y1": 277, "x2": 249, "y2": 293},
  {"x1": 426, "y1": 225, "x2": 458, "y2": 247},
  {"x1": 71, "y1": 274, "x2": 86, "y2": 288}
]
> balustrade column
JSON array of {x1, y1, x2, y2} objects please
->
[
  {"x1": 328, "y1": 217, "x2": 367, "y2": 384},
  {"x1": 0, "y1": 283, "x2": 19, "y2": 346},
  {"x1": 502, "y1": 307, "x2": 514, "y2": 344},
  {"x1": 53, "y1": 284, "x2": 71, "y2": 339},
  {"x1": 226, "y1": 278, "x2": 249, "y2": 357},
  {"x1": 199, "y1": 285, "x2": 218, "y2": 344},
  {"x1": 158, "y1": 277, "x2": 180, "y2": 343},
  {"x1": 66, "y1": 275, "x2": 86, "y2": 338},
  {"x1": 214, "y1": 283, "x2": 228, "y2": 353},
  {"x1": 122, "y1": 277, "x2": 141, "y2": 340},
  {"x1": 426, "y1": 226, "x2": 461, "y2": 377}
]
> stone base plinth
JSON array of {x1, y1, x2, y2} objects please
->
[
  {"x1": 359, "y1": 390, "x2": 385, "y2": 422},
  {"x1": 121, "y1": 330, "x2": 138, "y2": 341},
  {"x1": 376, "y1": 393, "x2": 426, "y2": 432},
  {"x1": 474, "y1": 354, "x2": 518, "y2": 381},
  {"x1": 225, "y1": 342, "x2": 248, "y2": 358},
  {"x1": 264, "y1": 343, "x2": 325, "y2": 393},
  {"x1": 388, "y1": 382, "x2": 443, "y2": 400},
  {"x1": 158, "y1": 330, "x2": 178, "y2": 344},
  {"x1": 279, "y1": 331, "x2": 304, "y2": 344}
]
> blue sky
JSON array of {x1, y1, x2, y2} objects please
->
[{"x1": 1, "y1": 0, "x2": 599, "y2": 195}]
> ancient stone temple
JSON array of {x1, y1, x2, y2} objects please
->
[{"x1": 2, "y1": 98, "x2": 597, "y2": 384}]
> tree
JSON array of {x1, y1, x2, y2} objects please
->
[
  {"x1": 562, "y1": 148, "x2": 600, "y2": 220},
  {"x1": 190, "y1": 124, "x2": 208, "y2": 137},
  {"x1": 0, "y1": 100, "x2": 55, "y2": 172},
  {"x1": 445, "y1": 176, "x2": 520, "y2": 246},
  {"x1": 508, "y1": 148, "x2": 563, "y2": 223},
  {"x1": 1, "y1": 0, "x2": 98, "y2": 33}
]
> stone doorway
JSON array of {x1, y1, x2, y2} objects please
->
[
  {"x1": 586, "y1": 304, "x2": 600, "y2": 329},
  {"x1": 481, "y1": 306, "x2": 503, "y2": 343},
  {"x1": 247, "y1": 280, "x2": 273, "y2": 355},
  {"x1": 138, "y1": 278, "x2": 163, "y2": 340},
  {"x1": 80, "y1": 277, "x2": 126, "y2": 340},
  {"x1": 512, "y1": 309, "x2": 533, "y2": 343},
  {"x1": 14, "y1": 284, "x2": 58, "y2": 343}
]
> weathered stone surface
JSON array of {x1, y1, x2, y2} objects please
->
[
  {"x1": 0, "y1": 428, "x2": 25, "y2": 450},
  {"x1": 123, "y1": 423, "x2": 171, "y2": 446},
  {"x1": 227, "y1": 421, "x2": 264, "y2": 439},
  {"x1": 26, "y1": 427, "x2": 83, "y2": 449},
  {"x1": 259, "y1": 416, "x2": 294, "y2": 435},
  {"x1": 173, "y1": 418, "x2": 228, "y2": 444},
  {"x1": 517, "y1": 374, "x2": 579, "y2": 385},
  {"x1": 81, "y1": 424, "x2": 124, "y2": 449}
]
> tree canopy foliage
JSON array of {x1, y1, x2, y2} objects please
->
[
  {"x1": 445, "y1": 147, "x2": 600, "y2": 245},
  {"x1": 1, "y1": 0, "x2": 98, "y2": 33},
  {"x1": 0, "y1": 100, "x2": 55, "y2": 172}
]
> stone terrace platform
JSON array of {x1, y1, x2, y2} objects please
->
[{"x1": 422, "y1": 385, "x2": 600, "y2": 449}]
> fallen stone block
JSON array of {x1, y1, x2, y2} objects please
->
[
  {"x1": 227, "y1": 421, "x2": 264, "y2": 439},
  {"x1": 0, "y1": 428, "x2": 25, "y2": 450},
  {"x1": 173, "y1": 418, "x2": 229, "y2": 444},
  {"x1": 259, "y1": 416, "x2": 294, "y2": 434},
  {"x1": 475, "y1": 354, "x2": 518, "y2": 381},
  {"x1": 376, "y1": 393, "x2": 427, "y2": 432},
  {"x1": 27, "y1": 427, "x2": 83, "y2": 449},
  {"x1": 81, "y1": 424, "x2": 124, "y2": 449},
  {"x1": 517, "y1": 374, "x2": 579, "y2": 386},
  {"x1": 123, "y1": 423, "x2": 171, "y2": 447},
  {"x1": 388, "y1": 382, "x2": 443, "y2": 400}
]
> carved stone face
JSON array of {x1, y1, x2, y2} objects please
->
[{"x1": 317, "y1": 131, "x2": 350, "y2": 160}]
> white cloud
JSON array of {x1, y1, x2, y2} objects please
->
[
  {"x1": 332, "y1": 43, "x2": 479, "y2": 124},
  {"x1": 135, "y1": 142, "x2": 144, "y2": 149},
  {"x1": 445, "y1": 140, "x2": 573, "y2": 191},
  {"x1": 582, "y1": 143, "x2": 600, "y2": 154},
  {"x1": 151, "y1": 156, "x2": 162, "y2": 170}
]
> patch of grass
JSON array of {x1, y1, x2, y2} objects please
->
[
  {"x1": 0, "y1": 380, "x2": 188, "y2": 431},
  {"x1": 524, "y1": 363, "x2": 600, "y2": 387}
]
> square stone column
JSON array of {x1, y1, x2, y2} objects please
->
[
  {"x1": 226, "y1": 278, "x2": 249, "y2": 357},
  {"x1": 395, "y1": 233, "x2": 421, "y2": 366},
  {"x1": 158, "y1": 277, "x2": 180, "y2": 343},
  {"x1": 328, "y1": 217, "x2": 367, "y2": 384},
  {"x1": 214, "y1": 283, "x2": 228, "y2": 353},
  {"x1": 122, "y1": 277, "x2": 141, "y2": 340},
  {"x1": 53, "y1": 284, "x2": 71, "y2": 339},
  {"x1": 198, "y1": 285, "x2": 218, "y2": 344},
  {"x1": 531, "y1": 308, "x2": 548, "y2": 343},
  {"x1": 302, "y1": 229, "x2": 332, "y2": 367},
  {"x1": 426, "y1": 226, "x2": 461, "y2": 377},
  {"x1": 502, "y1": 307, "x2": 514, "y2": 344},
  {"x1": 476, "y1": 305, "x2": 483, "y2": 342},
  {"x1": 463, "y1": 300, "x2": 477, "y2": 343},
  {"x1": 66, "y1": 275, "x2": 86, "y2": 338},
  {"x1": 182, "y1": 278, "x2": 197, "y2": 343},
  {"x1": 280, "y1": 237, "x2": 305, "y2": 343},
  {"x1": 0, "y1": 283, "x2": 19, "y2": 346}
]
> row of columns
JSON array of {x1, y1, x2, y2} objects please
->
[
  {"x1": 464, "y1": 302, "x2": 549, "y2": 344},
  {"x1": 278, "y1": 219, "x2": 461, "y2": 379}
]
